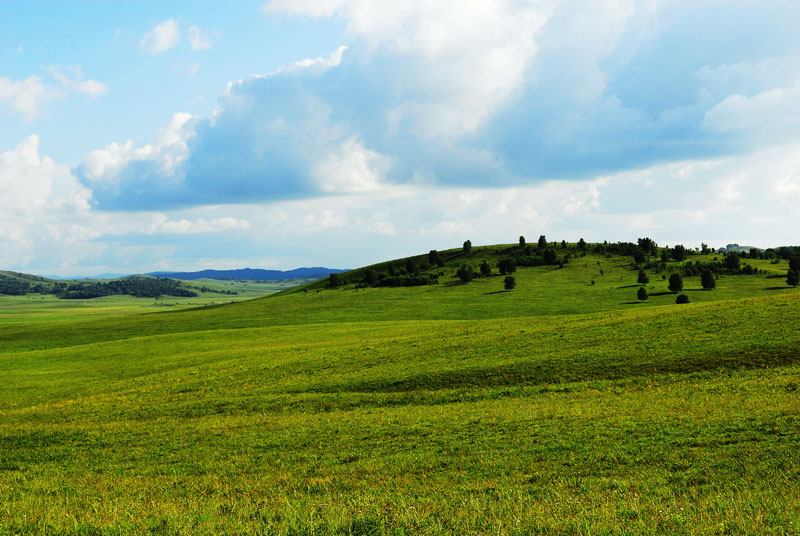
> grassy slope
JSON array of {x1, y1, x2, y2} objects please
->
[{"x1": 1, "y1": 247, "x2": 799, "y2": 535}]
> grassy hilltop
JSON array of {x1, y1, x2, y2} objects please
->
[{"x1": 1, "y1": 240, "x2": 799, "y2": 535}]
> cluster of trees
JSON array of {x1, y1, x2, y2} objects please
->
[
  {"x1": 0, "y1": 277, "x2": 33, "y2": 295},
  {"x1": 0, "y1": 275, "x2": 199, "y2": 299},
  {"x1": 191, "y1": 285, "x2": 238, "y2": 295},
  {"x1": 59, "y1": 278, "x2": 198, "y2": 299},
  {"x1": 333, "y1": 261, "x2": 440, "y2": 289}
]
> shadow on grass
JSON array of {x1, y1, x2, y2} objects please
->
[
  {"x1": 764, "y1": 286, "x2": 792, "y2": 291},
  {"x1": 617, "y1": 284, "x2": 641, "y2": 289},
  {"x1": 302, "y1": 343, "x2": 800, "y2": 394},
  {"x1": 484, "y1": 290, "x2": 511, "y2": 295}
]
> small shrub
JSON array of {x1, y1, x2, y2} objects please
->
[
  {"x1": 637, "y1": 287, "x2": 648, "y2": 301},
  {"x1": 676, "y1": 294, "x2": 690, "y2": 304},
  {"x1": 504, "y1": 276, "x2": 516, "y2": 290}
]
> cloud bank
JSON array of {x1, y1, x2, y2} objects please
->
[{"x1": 76, "y1": 0, "x2": 800, "y2": 212}]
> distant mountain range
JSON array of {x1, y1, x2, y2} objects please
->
[{"x1": 146, "y1": 267, "x2": 347, "y2": 281}]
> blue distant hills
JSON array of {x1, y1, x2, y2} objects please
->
[{"x1": 146, "y1": 267, "x2": 347, "y2": 281}]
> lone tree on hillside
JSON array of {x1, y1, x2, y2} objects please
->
[
  {"x1": 676, "y1": 294, "x2": 690, "y2": 304},
  {"x1": 504, "y1": 276, "x2": 516, "y2": 290},
  {"x1": 578, "y1": 238, "x2": 587, "y2": 250},
  {"x1": 561, "y1": 240, "x2": 567, "y2": 249},
  {"x1": 637, "y1": 286, "x2": 648, "y2": 301},
  {"x1": 788, "y1": 269, "x2": 800, "y2": 287},
  {"x1": 428, "y1": 250, "x2": 439, "y2": 264},
  {"x1": 479, "y1": 261, "x2": 492, "y2": 277},
  {"x1": 538, "y1": 235, "x2": 548, "y2": 249},
  {"x1": 519, "y1": 236, "x2": 526, "y2": 247},
  {"x1": 328, "y1": 272, "x2": 342, "y2": 288},
  {"x1": 701, "y1": 269, "x2": 716, "y2": 290},
  {"x1": 457, "y1": 264, "x2": 475, "y2": 283},
  {"x1": 668, "y1": 273, "x2": 683, "y2": 293},
  {"x1": 463, "y1": 240, "x2": 472, "y2": 253},
  {"x1": 637, "y1": 269, "x2": 649, "y2": 285}
]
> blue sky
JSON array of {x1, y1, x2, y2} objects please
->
[{"x1": 1, "y1": 0, "x2": 799, "y2": 275}]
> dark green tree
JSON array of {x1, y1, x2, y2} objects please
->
[
  {"x1": 788, "y1": 269, "x2": 800, "y2": 287},
  {"x1": 457, "y1": 264, "x2": 475, "y2": 283},
  {"x1": 701, "y1": 270, "x2": 716, "y2": 290},
  {"x1": 504, "y1": 276, "x2": 516, "y2": 290},
  {"x1": 498, "y1": 258, "x2": 516, "y2": 275},
  {"x1": 676, "y1": 294, "x2": 690, "y2": 304},
  {"x1": 668, "y1": 273, "x2": 683, "y2": 293},
  {"x1": 578, "y1": 238, "x2": 587, "y2": 250},
  {"x1": 364, "y1": 269, "x2": 379, "y2": 287},
  {"x1": 328, "y1": 272, "x2": 342, "y2": 288},
  {"x1": 538, "y1": 235, "x2": 547, "y2": 248},
  {"x1": 519, "y1": 236, "x2": 526, "y2": 247},
  {"x1": 789, "y1": 257, "x2": 800, "y2": 271},
  {"x1": 428, "y1": 250, "x2": 439, "y2": 264},
  {"x1": 463, "y1": 240, "x2": 472, "y2": 253},
  {"x1": 637, "y1": 286, "x2": 648, "y2": 301},
  {"x1": 561, "y1": 240, "x2": 567, "y2": 249},
  {"x1": 637, "y1": 269, "x2": 649, "y2": 285},
  {"x1": 633, "y1": 248, "x2": 646, "y2": 264},
  {"x1": 672, "y1": 244, "x2": 688, "y2": 261},
  {"x1": 479, "y1": 261, "x2": 492, "y2": 277},
  {"x1": 725, "y1": 252, "x2": 741, "y2": 271}
]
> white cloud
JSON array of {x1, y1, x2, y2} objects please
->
[
  {"x1": 312, "y1": 136, "x2": 390, "y2": 193},
  {"x1": 46, "y1": 65, "x2": 109, "y2": 97},
  {"x1": 188, "y1": 25, "x2": 213, "y2": 51},
  {"x1": 140, "y1": 19, "x2": 180, "y2": 54},
  {"x1": 0, "y1": 75, "x2": 63, "y2": 121},
  {"x1": 147, "y1": 213, "x2": 250, "y2": 234},
  {"x1": 265, "y1": 0, "x2": 550, "y2": 139},
  {"x1": 0, "y1": 67, "x2": 109, "y2": 121},
  {"x1": 0, "y1": 136, "x2": 95, "y2": 268},
  {"x1": 80, "y1": 112, "x2": 196, "y2": 185},
  {"x1": 703, "y1": 81, "x2": 800, "y2": 143}
]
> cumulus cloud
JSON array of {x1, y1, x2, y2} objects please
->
[
  {"x1": 140, "y1": 19, "x2": 180, "y2": 54},
  {"x1": 0, "y1": 136, "x2": 96, "y2": 269},
  {"x1": 80, "y1": 1, "x2": 800, "y2": 212}
]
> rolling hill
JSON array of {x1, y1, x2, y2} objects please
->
[{"x1": 1, "y1": 240, "x2": 799, "y2": 535}]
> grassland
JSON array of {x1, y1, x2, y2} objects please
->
[
  {"x1": 1, "y1": 246, "x2": 798, "y2": 535},
  {"x1": 0, "y1": 278, "x2": 304, "y2": 324}
]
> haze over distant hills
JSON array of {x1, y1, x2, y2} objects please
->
[{"x1": 146, "y1": 267, "x2": 346, "y2": 281}]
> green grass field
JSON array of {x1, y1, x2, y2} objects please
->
[
  {"x1": 1, "y1": 247, "x2": 798, "y2": 535},
  {"x1": 0, "y1": 278, "x2": 305, "y2": 324}
]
